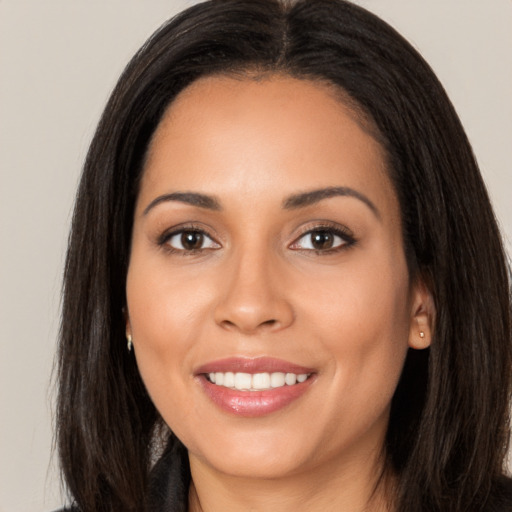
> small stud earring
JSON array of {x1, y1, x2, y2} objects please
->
[
  {"x1": 127, "y1": 334, "x2": 133, "y2": 352},
  {"x1": 419, "y1": 331, "x2": 425, "y2": 339}
]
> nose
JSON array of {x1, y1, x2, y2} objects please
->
[{"x1": 213, "y1": 250, "x2": 294, "y2": 334}]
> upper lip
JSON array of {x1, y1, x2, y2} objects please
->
[{"x1": 194, "y1": 357, "x2": 315, "y2": 375}]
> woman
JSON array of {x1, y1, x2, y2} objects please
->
[{"x1": 55, "y1": 0, "x2": 512, "y2": 510}]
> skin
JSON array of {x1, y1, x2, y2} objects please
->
[{"x1": 126, "y1": 75, "x2": 432, "y2": 512}]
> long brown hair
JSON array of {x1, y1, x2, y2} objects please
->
[{"x1": 56, "y1": 1, "x2": 512, "y2": 510}]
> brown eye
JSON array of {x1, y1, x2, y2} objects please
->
[
  {"x1": 290, "y1": 226, "x2": 354, "y2": 253},
  {"x1": 181, "y1": 231, "x2": 204, "y2": 250},
  {"x1": 165, "y1": 229, "x2": 220, "y2": 252},
  {"x1": 310, "y1": 231, "x2": 335, "y2": 250}
]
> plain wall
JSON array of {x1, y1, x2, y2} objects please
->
[{"x1": 0, "y1": 1, "x2": 510, "y2": 510}]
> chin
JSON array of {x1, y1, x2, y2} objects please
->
[{"x1": 185, "y1": 422, "x2": 316, "y2": 479}]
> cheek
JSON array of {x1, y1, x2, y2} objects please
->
[
  {"x1": 303, "y1": 253, "x2": 411, "y2": 406},
  {"x1": 125, "y1": 258, "x2": 214, "y2": 406},
  {"x1": 127, "y1": 254, "x2": 213, "y2": 342}
]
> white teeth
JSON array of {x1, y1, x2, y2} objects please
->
[
  {"x1": 285, "y1": 373, "x2": 297, "y2": 385},
  {"x1": 207, "y1": 371, "x2": 310, "y2": 391},
  {"x1": 234, "y1": 372, "x2": 252, "y2": 390},
  {"x1": 252, "y1": 372, "x2": 271, "y2": 390},
  {"x1": 223, "y1": 371, "x2": 235, "y2": 388},
  {"x1": 270, "y1": 372, "x2": 285, "y2": 388}
]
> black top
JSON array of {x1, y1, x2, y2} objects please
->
[{"x1": 54, "y1": 441, "x2": 512, "y2": 512}]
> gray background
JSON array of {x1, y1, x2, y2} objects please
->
[{"x1": 1, "y1": 1, "x2": 510, "y2": 510}]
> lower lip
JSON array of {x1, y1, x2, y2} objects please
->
[{"x1": 198, "y1": 376, "x2": 314, "y2": 417}]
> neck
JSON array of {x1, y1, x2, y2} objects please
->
[{"x1": 187, "y1": 448, "x2": 395, "y2": 512}]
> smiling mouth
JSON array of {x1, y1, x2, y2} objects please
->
[
  {"x1": 196, "y1": 357, "x2": 316, "y2": 416},
  {"x1": 205, "y1": 371, "x2": 311, "y2": 391}
]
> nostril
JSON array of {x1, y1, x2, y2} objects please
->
[
  {"x1": 219, "y1": 317, "x2": 278, "y2": 332},
  {"x1": 220, "y1": 320, "x2": 237, "y2": 329}
]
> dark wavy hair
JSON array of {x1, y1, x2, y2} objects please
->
[{"x1": 56, "y1": 0, "x2": 512, "y2": 510}]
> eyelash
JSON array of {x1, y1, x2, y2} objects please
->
[
  {"x1": 157, "y1": 223, "x2": 356, "y2": 256},
  {"x1": 289, "y1": 223, "x2": 356, "y2": 255},
  {"x1": 158, "y1": 224, "x2": 220, "y2": 255}
]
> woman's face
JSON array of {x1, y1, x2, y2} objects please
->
[{"x1": 126, "y1": 75, "x2": 430, "y2": 480}]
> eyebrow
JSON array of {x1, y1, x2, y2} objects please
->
[
  {"x1": 143, "y1": 192, "x2": 221, "y2": 215},
  {"x1": 283, "y1": 186, "x2": 380, "y2": 219},
  {"x1": 143, "y1": 186, "x2": 380, "y2": 219}
]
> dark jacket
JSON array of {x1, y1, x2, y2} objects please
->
[{"x1": 54, "y1": 441, "x2": 512, "y2": 512}]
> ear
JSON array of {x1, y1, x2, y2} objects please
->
[{"x1": 408, "y1": 277, "x2": 435, "y2": 350}]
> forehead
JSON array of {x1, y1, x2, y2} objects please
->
[
  {"x1": 147, "y1": 73, "x2": 381, "y2": 165},
  {"x1": 140, "y1": 74, "x2": 398, "y2": 222}
]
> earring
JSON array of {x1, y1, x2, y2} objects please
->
[
  {"x1": 419, "y1": 331, "x2": 425, "y2": 339},
  {"x1": 127, "y1": 334, "x2": 133, "y2": 352}
]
